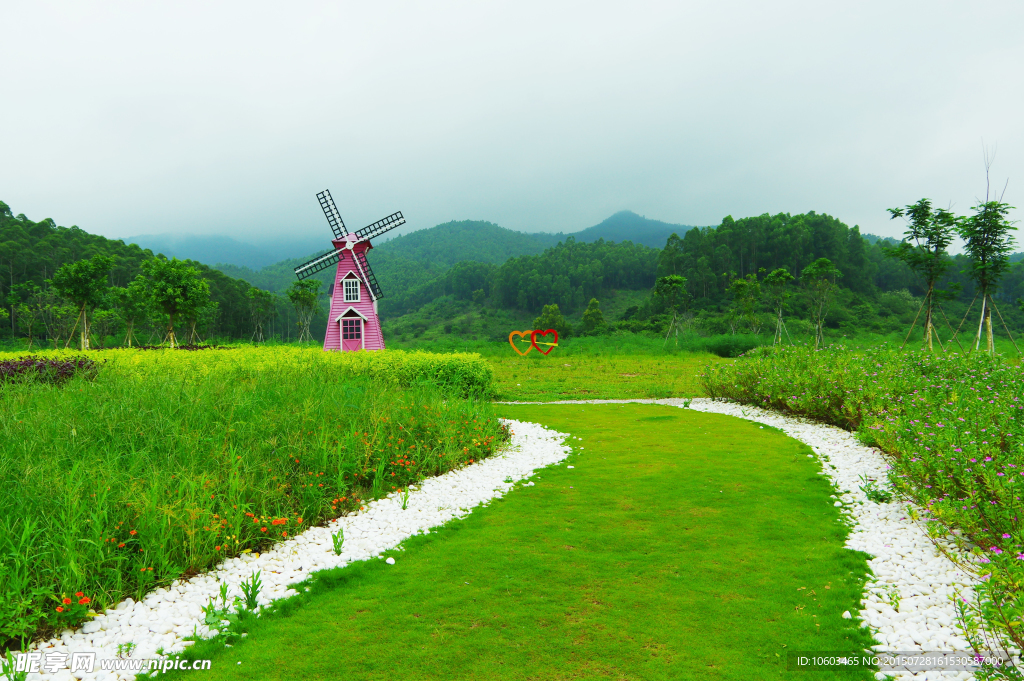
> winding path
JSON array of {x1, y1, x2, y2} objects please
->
[{"x1": 504, "y1": 398, "x2": 985, "y2": 680}]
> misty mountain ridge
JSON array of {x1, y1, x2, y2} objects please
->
[
  {"x1": 129, "y1": 211, "x2": 693, "y2": 271},
  {"x1": 122, "y1": 233, "x2": 328, "y2": 270}
]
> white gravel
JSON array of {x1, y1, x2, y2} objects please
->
[
  {"x1": 20, "y1": 419, "x2": 572, "y2": 681},
  {"x1": 503, "y1": 398, "x2": 988, "y2": 679}
]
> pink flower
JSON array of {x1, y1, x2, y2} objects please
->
[
  {"x1": 1016, "y1": 553, "x2": 1024, "y2": 560},
  {"x1": 1003, "y1": 534, "x2": 1012, "y2": 539},
  {"x1": 990, "y1": 547, "x2": 1003, "y2": 555}
]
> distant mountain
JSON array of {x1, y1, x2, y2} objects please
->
[
  {"x1": 123, "y1": 233, "x2": 326, "y2": 270},
  {"x1": 861, "y1": 233, "x2": 900, "y2": 247},
  {"x1": 375, "y1": 220, "x2": 554, "y2": 266},
  {"x1": 570, "y1": 211, "x2": 693, "y2": 248},
  {"x1": 213, "y1": 211, "x2": 690, "y2": 290}
]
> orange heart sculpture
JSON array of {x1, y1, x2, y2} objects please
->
[
  {"x1": 508, "y1": 330, "x2": 533, "y2": 356},
  {"x1": 530, "y1": 329, "x2": 559, "y2": 355}
]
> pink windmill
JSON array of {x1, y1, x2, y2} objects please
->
[{"x1": 294, "y1": 189, "x2": 405, "y2": 351}]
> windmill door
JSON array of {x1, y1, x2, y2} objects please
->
[{"x1": 340, "y1": 312, "x2": 364, "y2": 352}]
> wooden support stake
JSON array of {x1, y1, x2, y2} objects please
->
[
  {"x1": 901, "y1": 297, "x2": 927, "y2": 350},
  {"x1": 990, "y1": 299, "x2": 1022, "y2": 356}
]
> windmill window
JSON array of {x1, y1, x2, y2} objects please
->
[
  {"x1": 342, "y1": 318, "x2": 362, "y2": 340},
  {"x1": 343, "y1": 278, "x2": 360, "y2": 302}
]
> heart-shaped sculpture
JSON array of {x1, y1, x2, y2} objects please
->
[
  {"x1": 530, "y1": 329, "x2": 558, "y2": 355},
  {"x1": 508, "y1": 330, "x2": 533, "y2": 356}
]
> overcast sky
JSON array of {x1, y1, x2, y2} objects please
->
[{"x1": 3, "y1": 1, "x2": 1023, "y2": 246}]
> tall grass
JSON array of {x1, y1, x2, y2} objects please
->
[{"x1": 0, "y1": 348, "x2": 505, "y2": 651}]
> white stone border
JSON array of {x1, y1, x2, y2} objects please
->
[{"x1": 19, "y1": 420, "x2": 572, "y2": 681}]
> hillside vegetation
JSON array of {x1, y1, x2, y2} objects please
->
[
  {"x1": 4, "y1": 197, "x2": 1024, "y2": 351},
  {"x1": 0, "y1": 202, "x2": 263, "y2": 342}
]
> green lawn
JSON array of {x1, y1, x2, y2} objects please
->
[
  {"x1": 168, "y1": 404, "x2": 874, "y2": 680},
  {"x1": 490, "y1": 354, "x2": 724, "y2": 401}
]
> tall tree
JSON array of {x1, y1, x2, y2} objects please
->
[
  {"x1": 531, "y1": 303, "x2": 571, "y2": 339},
  {"x1": 657, "y1": 233, "x2": 685, "y2": 276},
  {"x1": 762, "y1": 267, "x2": 795, "y2": 346},
  {"x1": 50, "y1": 254, "x2": 115, "y2": 350},
  {"x1": 248, "y1": 287, "x2": 276, "y2": 343},
  {"x1": 110, "y1": 275, "x2": 151, "y2": 347},
  {"x1": 728, "y1": 271, "x2": 762, "y2": 334},
  {"x1": 653, "y1": 274, "x2": 689, "y2": 346},
  {"x1": 958, "y1": 199, "x2": 1017, "y2": 354},
  {"x1": 886, "y1": 198, "x2": 956, "y2": 351},
  {"x1": 578, "y1": 298, "x2": 607, "y2": 335},
  {"x1": 142, "y1": 257, "x2": 209, "y2": 348},
  {"x1": 38, "y1": 287, "x2": 79, "y2": 350},
  {"x1": 286, "y1": 280, "x2": 322, "y2": 343},
  {"x1": 801, "y1": 258, "x2": 841, "y2": 349}
]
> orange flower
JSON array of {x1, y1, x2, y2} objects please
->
[
  {"x1": 129, "y1": 530, "x2": 137, "y2": 536},
  {"x1": 271, "y1": 518, "x2": 286, "y2": 526},
  {"x1": 75, "y1": 591, "x2": 83, "y2": 597},
  {"x1": 261, "y1": 527, "x2": 267, "y2": 532},
  {"x1": 56, "y1": 606, "x2": 64, "y2": 613},
  {"x1": 117, "y1": 543, "x2": 125, "y2": 548},
  {"x1": 79, "y1": 597, "x2": 90, "y2": 605},
  {"x1": 215, "y1": 546, "x2": 221, "y2": 551},
  {"x1": 62, "y1": 597, "x2": 72, "y2": 605}
]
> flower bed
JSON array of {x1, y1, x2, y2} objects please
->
[
  {"x1": 0, "y1": 355, "x2": 98, "y2": 386},
  {"x1": 0, "y1": 348, "x2": 504, "y2": 652},
  {"x1": 699, "y1": 345, "x2": 1024, "y2": 665}
]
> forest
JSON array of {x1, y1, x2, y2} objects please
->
[
  {"x1": 2, "y1": 198, "x2": 1023, "y2": 350},
  {"x1": 0, "y1": 202, "x2": 290, "y2": 346}
]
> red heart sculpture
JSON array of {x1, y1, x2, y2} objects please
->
[{"x1": 530, "y1": 329, "x2": 558, "y2": 355}]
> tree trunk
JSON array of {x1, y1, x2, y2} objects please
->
[
  {"x1": 924, "y1": 285, "x2": 934, "y2": 353},
  {"x1": 985, "y1": 299, "x2": 995, "y2": 354},
  {"x1": 65, "y1": 305, "x2": 85, "y2": 350},
  {"x1": 168, "y1": 313, "x2": 176, "y2": 349},
  {"x1": 974, "y1": 292, "x2": 988, "y2": 352}
]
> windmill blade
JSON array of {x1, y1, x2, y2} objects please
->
[
  {"x1": 354, "y1": 211, "x2": 405, "y2": 242},
  {"x1": 354, "y1": 250, "x2": 384, "y2": 300},
  {"x1": 316, "y1": 189, "x2": 347, "y2": 240},
  {"x1": 294, "y1": 249, "x2": 342, "y2": 280}
]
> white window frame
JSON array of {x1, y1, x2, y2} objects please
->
[{"x1": 343, "y1": 278, "x2": 360, "y2": 302}]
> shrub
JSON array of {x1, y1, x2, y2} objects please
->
[{"x1": 0, "y1": 355, "x2": 98, "y2": 386}]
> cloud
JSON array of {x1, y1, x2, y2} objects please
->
[{"x1": 2, "y1": 0, "x2": 1022, "y2": 246}]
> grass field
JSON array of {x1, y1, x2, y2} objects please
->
[
  {"x1": 167, "y1": 403, "x2": 875, "y2": 680},
  {"x1": 490, "y1": 354, "x2": 724, "y2": 401}
]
